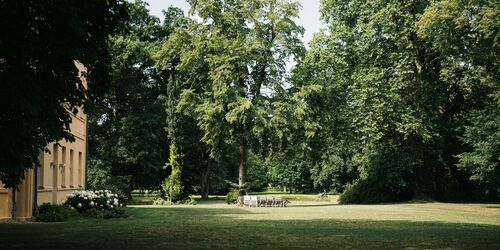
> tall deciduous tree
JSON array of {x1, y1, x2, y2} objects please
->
[
  {"x1": 0, "y1": 0, "x2": 127, "y2": 190},
  {"x1": 156, "y1": 10, "x2": 213, "y2": 199},
  {"x1": 416, "y1": 0, "x2": 499, "y2": 198},
  {"x1": 295, "y1": 0, "x2": 498, "y2": 202},
  {"x1": 174, "y1": 0, "x2": 304, "y2": 189}
]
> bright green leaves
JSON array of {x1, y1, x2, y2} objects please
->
[
  {"x1": 457, "y1": 105, "x2": 500, "y2": 192},
  {"x1": 225, "y1": 97, "x2": 252, "y2": 124},
  {"x1": 415, "y1": 0, "x2": 499, "y2": 197},
  {"x1": 161, "y1": 0, "x2": 304, "y2": 163},
  {"x1": 416, "y1": 0, "x2": 498, "y2": 54},
  {"x1": 176, "y1": 89, "x2": 200, "y2": 116},
  {"x1": 296, "y1": 0, "x2": 499, "y2": 202},
  {"x1": 416, "y1": 0, "x2": 465, "y2": 48},
  {"x1": 162, "y1": 144, "x2": 185, "y2": 202}
]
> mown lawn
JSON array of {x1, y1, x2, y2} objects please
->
[{"x1": 1, "y1": 198, "x2": 499, "y2": 249}]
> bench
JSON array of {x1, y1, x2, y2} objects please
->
[
  {"x1": 243, "y1": 195, "x2": 258, "y2": 207},
  {"x1": 243, "y1": 195, "x2": 289, "y2": 207}
]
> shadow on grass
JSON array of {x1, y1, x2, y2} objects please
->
[
  {"x1": 195, "y1": 198, "x2": 229, "y2": 206},
  {"x1": 287, "y1": 203, "x2": 339, "y2": 208},
  {"x1": 128, "y1": 207, "x2": 258, "y2": 216},
  {"x1": 128, "y1": 198, "x2": 155, "y2": 205},
  {"x1": 486, "y1": 206, "x2": 500, "y2": 209}
]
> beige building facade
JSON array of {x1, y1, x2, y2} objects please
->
[{"x1": 0, "y1": 63, "x2": 88, "y2": 219}]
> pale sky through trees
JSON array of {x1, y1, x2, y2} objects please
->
[{"x1": 143, "y1": 0, "x2": 324, "y2": 47}]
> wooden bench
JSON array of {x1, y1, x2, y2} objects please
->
[
  {"x1": 243, "y1": 195, "x2": 258, "y2": 207},
  {"x1": 243, "y1": 195, "x2": 289, "y2": 207}
]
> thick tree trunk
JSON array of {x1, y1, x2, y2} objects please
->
[
  {"x1": 201, "y1": 157, "x2": 211, "y2": 200},
  {"x1": 11, "y1": 186, "x2": 16, "y2": 220},
  {"x1": 238, "y1": 136, "x2": 247, "y2": 187}
]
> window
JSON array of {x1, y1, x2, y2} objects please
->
[
  {"x1": 70, "y1": 149, "x2": 74, "y2": 187},
  {"x1": 52, "y1": 145, "x2": 59, "y2": 189},
  {"x1": 61, "y1": 147, "x2": 66, "y2": 187},
  {"x1": 78, "y1": 152, "x2": 82, "y2": 187}
]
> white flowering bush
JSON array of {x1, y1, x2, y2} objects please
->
[{"x1": 64, "y1": 190, "x2": 127, "y2": 218}]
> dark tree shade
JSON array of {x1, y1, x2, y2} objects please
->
[
  {"x1": 0, "y1": 0, "x2": 128, "y2": 188},
  {"x1": 87, "y1": 2, "x2": 190, "y2": 197}
]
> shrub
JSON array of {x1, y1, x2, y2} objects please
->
[
  {"x1": 87, "y1": 160, "x2": 134, "y2": 197},
  {"x1": 225, "y1": 190, "x2": 239, "y2": 204},
  {"x1": 339, "y1": 178, "x2": 412, "y2": 204},
  {"x1": 35, "y1": 203, "x2": 72, "y2": 222},
  {"x1": 161, "y1": 144, "x2": 185, "y2": 202},
  {"x1": 153, "y1": 197, "x2": 197, "y2": 206},
  {"x1": 225, "y1": 181, "x2": 247, "y2": 205},
  {"x1": 64, "y1": 190, "x2": 127, "y2": 218}
]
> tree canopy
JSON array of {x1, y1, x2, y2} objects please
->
[
  {"x1": 293, "y1": 0, "x2": 499, "y2": 202},
  {"x1": 8, "y1": 0, "x2": 497, "y2": 203},
  {"x1": 89, "y1": 0, "x2": 498, "y2": 202},
  {"x1": 170, "y1": 0, "x2": 305, "y2": 187},
  {"x1": 0, "y1": 0, "x2": 127, "y2": 189}
]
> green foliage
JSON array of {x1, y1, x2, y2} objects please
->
[
  {"x1": 246, "y1": 151, "x2": 268, "y2": 192},
  {"x1": 225, "y1": 190, "x2": 239, "y2": 204},
  {"x1": 415, "y1": 0, "x2": 500, "y2": 200},
  {"x1": 88, "y1": 1, "x2": 187, "y2": 197},
  {"x1": 166, "y1": 0, "x2": 305, "y2": 188},
  {"x1": 161, "y1": 144, "x2": 185, "y2": 202},
  {"x1": 225, "y1": 180, "x2": 247, "y2": 204},
  {"x1": 152, "y1": 197, "x2": 197, "y2": 206},
  {"x1": 457, "y1": 100, "x2": 500, "y2": 198},
  {"x1": 152, "y1": 3, "x2": 218, "y2": 199},
  {"x1": 87, "y1": 160, "x2": 133, "y2": 197},
  {"x1": 293, "y1": 0, "x2": 499, "y2": 203},
  {"x1": 0, "y1": 0, "x2": 127, "y2": 189},
  {"x1": 14, "y1": 0, "x2": 496, "y2": 206},
  {"x1": 267, "y1": 151, "x2": 313, "y2": 193},
  {"x1": 310, "y1": 140, "x2": 357, "y2": 193},
  {"x1": 35, "y1": 203, "x2": 73, "y2": 223}
]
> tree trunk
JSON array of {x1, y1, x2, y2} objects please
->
[
  {"x1": 11, "y1": 186, "x2": 16, "y2": 220},
  {"x1": 201, "y1": 157, "x2": 211, "y2": 200},
  {"x1": 238, "y1": 136, "x2": 247, "y2": 187}
]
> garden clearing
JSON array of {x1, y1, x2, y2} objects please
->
[{"x1": 1, "y1": 195, "x2": 499, "y2": 249}]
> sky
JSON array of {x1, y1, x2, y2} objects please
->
[{"x1": 143, "y1": 0, "x2": 324, "y2": 47}]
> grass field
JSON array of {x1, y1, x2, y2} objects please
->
[{"x1": 1, "y1": 195, "x2": 499, "y2": 249}]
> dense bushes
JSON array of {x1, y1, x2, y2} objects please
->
[
  {"x1": 152, "y1": 197, "x2": 197, "y2": 206},
  {"x1": 64, "y1": 190, "x2": 127, "y2": 218},
  {"x1": 35, "y1": 203, "x2": 74, "y2": 222},
  {"x1": 225, "y1": 189, "x2": 240, "y2": 204},
  {"x1": 340, "y1": 179, "x2": 412, "y2": 204},
  {"x1": 34, "y1": 190, "x2": 128, "y2": 222},
  {"x1": 225, "y1": 181, "x2": 246, "y2": 204}
]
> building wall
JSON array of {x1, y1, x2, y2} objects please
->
[
  {"x1": 0, "y1": 111, "x2": 87, "y2": 219},
  {"x1": 0, "y1": 183, "x2": 10, "y2": 218},
  {"x1": 38, "y1": 109, "x2": 87, "y2": 207},
  {"x1": 0, "y1": 62, "x2": 87, "y2": 219}
]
